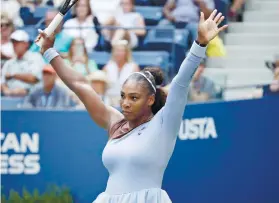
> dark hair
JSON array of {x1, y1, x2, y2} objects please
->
[{"x1": 127, "y1": 67, "x2": 167, "y2": 115}]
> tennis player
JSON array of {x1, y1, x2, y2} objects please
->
[{"x1": 36, "y1": 9, "x2": 228, "y2": 203}]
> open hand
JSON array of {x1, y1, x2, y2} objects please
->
[
  {"x1": 197, "y1": 10, "x2": 228, "y2": 45},
  {"x1": 35, "y1": 29, "x2": 56, "y2": 54}
]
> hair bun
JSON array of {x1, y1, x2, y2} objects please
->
[{"x1": 143, "y1": 67, "x2": 164, "y2": 86}]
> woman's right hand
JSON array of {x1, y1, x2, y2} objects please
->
[{"x1": 35, "y1": 29, "x2": 55, "y2": 54}]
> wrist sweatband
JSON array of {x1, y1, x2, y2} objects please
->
[{"x1": 43, "y1": 48, "x2": 59, "y2": 63}]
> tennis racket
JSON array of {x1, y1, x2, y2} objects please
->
[{"x1": 35, "y1": 0, "x2": 79, "y2": 47}]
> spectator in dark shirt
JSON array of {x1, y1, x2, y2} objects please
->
[
  {"x1": 188, "y1": 58, "x2": 217, "y2": 102},
  {"x1": 22, "y1": 65, "x2": 74, "y2": 108},
  {"x1": 162, "y1": 0, "x2": 214, "y2": 43}
]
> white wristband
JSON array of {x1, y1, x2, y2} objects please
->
[{"x1": 43, "y1": 48, "x2": 59, "y2": 63}]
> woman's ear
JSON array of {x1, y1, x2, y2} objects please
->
[{"x1": 147, "y1": 94, "x2": 155, "y2": 107}]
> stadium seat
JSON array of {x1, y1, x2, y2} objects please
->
[
  {"x1": 88, "y1": 52, "x2": 111, "y2": 68},
  {"x1": 88, "y1": 50, "x2": 170, "y2": 81},
  {"x1": 134, "y1": 6, "x2": 163, "y2": 25},
  {"x1": 33, "y1": 6, "x2": 52, "y2": 19},
  {"x1": 89, "y1": 51, "x2": 169, "y2": 71},
  {"x1": 133, "y1": 51, "x2": 169, "y2": 71},
  {"x1": 135, "y1": 0, "x2": 151, "y2": 6},
  {"x1": 1, "y1": 97, "x2": 24, "y2": 109},
  {"x1": 144, "y1": 26, "x2": 189, "y2": 75},
  {"x1": 22, "y1": 26, "x2": 38, "y2": 42}
]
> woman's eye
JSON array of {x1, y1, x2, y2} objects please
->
[{"x1": 132, "y1": 97, "x2": 137, "y2": 101}]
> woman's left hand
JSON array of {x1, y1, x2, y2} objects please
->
[{"x1": 197, "y1": 10, "x2": 228, "y2": 45}]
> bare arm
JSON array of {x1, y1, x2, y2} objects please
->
[
  {"x1": 163, "y1": 0, "x2": 176, "y2": 22},
  {"x1": 13, "y1": 73, "x2": 39, "y2": 84},
  {"x1": 195, "y1": 0, "x2": 214, "y2": 19},
  {"x1": 0, "y1": 83, "x2": 27, "y2": 96},
  {"x1": 133, "y1": 15, "x2": 146, "y2": 36},
  {"x1": 1, "y1": 84, "x2": 11, "y2": 96},
  {"x1": 37, "y1": 32, "x2": 123, "y2": 130}
]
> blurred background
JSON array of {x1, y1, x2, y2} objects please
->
[{"x1": 1, "y1": 0, "x2": 279, "y2": 202}]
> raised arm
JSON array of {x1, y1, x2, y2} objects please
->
[
  {"x1": 161, "y1": 10, "x2": 228, "y2": 137},
  {"x1": 35, "y1": 31, "x2": 123, "y2": 130}
]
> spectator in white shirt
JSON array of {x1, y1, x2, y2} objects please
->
[
  {"x1": 63, "y1": 0, "x2": 99, "y2": 53},
  {"x1": 90, "y1": 0, "x2": 122, "y2": 24},
  {"x1": 1, "y1": 30, "x2": 44, "y2": 97},
  {"x1": 1, "y1": 13, "x2": 15, "y2": 62},
  {"x1": 104, "y1": 0, "x2": 146, "y2": 49},
  {"x1": 1, "y1": 0, "x2": 23, "y2": 27},
  {"x1": 103, "y1": 40, "x2": 140, "y2": 106}
]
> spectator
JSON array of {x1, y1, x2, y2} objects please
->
[
  {"x1": 21, "y1": 65, "x2": 74, "y2": 108},
  {"x1": 263, "y1": 55, "x2": 279, "y2": 96},
  {"x1": 1, "y1": 13, "x2": 15, "y2": 62},
  {"x1": 188, "y1": 59, "x2": 217, "y2": 102},
  {"x1": 1, "y1": 30, "x2": 44, "y2": 97},
  {"x1": 87, "y1": 70, "x2": 111, "y2": 105},
  {"x1": 90, "y1": 0, "x2": 122, "y2": 24},
  {"x1": 269, "y1": 67, "x2": 279, "y2": 94},
  {"x1": 1, "y1": 0, "x2": 23, "y2": 27},
  {"x1": 103, "y1": 40, "x2": 140, "y2": 106},
  {"x1": 229, "y1": 0, "x2": 245, "y2": 20},
  {"x1": 162, "y1": 0, "x2": 214, "y2": 44},
  {"x1": 63, "y1": 0, "x2": 99, "y2": 52},
  {"x1": 30, "y1": 9, "x2": 73, "y2": 57},
  {"x1": 64, "y1": 38, "x2": 98, "y2": 76},
  {"x1": 104, "y1": 0, "x2": 146, "y2": 48}
]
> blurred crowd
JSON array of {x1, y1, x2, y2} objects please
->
[{"x1": 1, "y1": 0, "x2": 278, "y2": 109}]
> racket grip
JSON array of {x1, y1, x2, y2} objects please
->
[{"x1": 36, "y1": 13, "x2": 64, "y2": 47}]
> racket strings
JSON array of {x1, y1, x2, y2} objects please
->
[{"x1": 60, "y1": 0, "x2": 79, "y2": 15}]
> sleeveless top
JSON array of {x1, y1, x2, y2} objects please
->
[{"x1": 105, "y1": 60, "x2": 136, "y2": 105}]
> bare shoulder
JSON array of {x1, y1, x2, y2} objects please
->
[{"x1": 107, "y1": 106, "x2": 124, "y2": 129}]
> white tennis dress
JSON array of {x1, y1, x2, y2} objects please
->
[{"x1": 93, "y1": 42, "x2": 206, "y2": 203}]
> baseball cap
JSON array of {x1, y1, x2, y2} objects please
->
[
  {"x1": 43, "y1": 65, "x2": 56, "y2": 74},
  {"x1": 10, "y1": 30, "x2": 30, "y2": 42}
]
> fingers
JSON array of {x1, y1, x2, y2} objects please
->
[
  {"x1": 218, "y1": 24, "x2": 229, "y2": 33},
  {"x1": 209, "y1": 9, "x2": 217, "y2": 20},
  {"x1": 199, "y1": 12, "x2": 205, "y2": 24},
  {"x1": 217, "y1": 16, "x2": 225, "y2": 26},
  {"x1": 214, "y1": 12, "x2": 222, "y2": 24},
  {"x1": 35, "y1": 29, "x2": 48, "y2": 42},
  {"x1": 38, "y1": 29, "x2": 47, "y2": 38}
]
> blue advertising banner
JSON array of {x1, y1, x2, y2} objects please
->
[{"x1": 1, "y1": 97, "x2": 279, "y2": 203}]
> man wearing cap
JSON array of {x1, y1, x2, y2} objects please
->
[
  {"x1": 1, "y1": 30, "x2": 45, "y2": 97},
  {"x1": 22, "y1": 65, "x2": 74, "y2": 108}
]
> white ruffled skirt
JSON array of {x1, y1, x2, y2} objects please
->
[{"x1": 93, "y1": 188, "x2": 172, "y2": 203}]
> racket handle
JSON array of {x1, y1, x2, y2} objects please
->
[{"x1": 36, "y1": 13, "x2": 64, "y2": 47}]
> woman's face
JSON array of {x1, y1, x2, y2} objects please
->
[
  {"x1": 120, "y1": 80, "x2": 154, "y2": 121},
  {"x1": 1, "y1": 20, "x2": 13, "y2": 38},
  {"x1": 113, "y1": 46, "x2": 128, "y2": 63},
  {"x1": 71, "y1": 39, "x2": 85, "y2": 55},
  {"x1": 76, "y1": 0, "x2": 90, "y2": 19},
  {"x1": 120, "y1": 0, "x2": 134, "y2": 13}
]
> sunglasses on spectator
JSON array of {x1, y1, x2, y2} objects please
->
[{"x1": 1, "y1": 23, "x2": 12, "y2": 28}]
